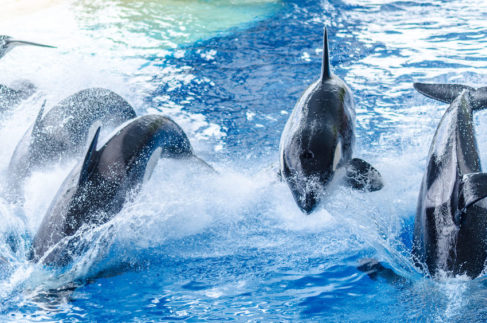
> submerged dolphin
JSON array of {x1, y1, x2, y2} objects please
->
[
  {"x1": 0, "y1": 35, "x2": 55, "y2": 111},
  {"x1": 30, "y1": 114, "x2": 210, "y2": 266},
  {"x1": 279, "y1": 28, "x2": 383, "y2": 213},
  {"x1": 8, "y1": 88, "x2": 137, "y2": 195},
  {"x1": 413, "y1": 82, "x2": 487, "y2": 278}
]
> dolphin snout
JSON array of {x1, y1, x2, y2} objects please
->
[
  {"x1": 290, "y1": 175, "x2": 327, "y2": 214},
  {"x1": 297, "y1": 192, "x2": 318, "y2": 214}
]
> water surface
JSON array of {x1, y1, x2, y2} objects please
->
[{"x1": 1, "y1": 0, "x2": 487, "y2": 321}]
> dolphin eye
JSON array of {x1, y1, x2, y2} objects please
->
[{"x1": 301, "y1": 150, "x2": 315, "y2": 160}]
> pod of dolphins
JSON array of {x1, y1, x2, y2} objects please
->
[{"x1": 2, "y1": 26, "x2": 487, "y2": 284}]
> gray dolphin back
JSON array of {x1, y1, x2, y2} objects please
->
[{"x1": 8, "y1": 88, "x2": 137, "y2": 189}]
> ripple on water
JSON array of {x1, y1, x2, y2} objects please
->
[{"x1": 1, "y1": 0, "x2": 487, "y2": 320}]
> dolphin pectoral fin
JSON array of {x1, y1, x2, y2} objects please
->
[
  {"x1": 143, "y1": 147, "x2": 162, "y2": 183},
  {"x1": 344, "y1": 158, "x2": 383, "y2": 192},
  {"x1": 79, "y1": 127, "x2": 101, "y2": 185},
  {"x1": 459, "y1": 173, "x2": 487, "y2": 214},
  {"x1": 188, "y1": 155, "x2": 218, "y2": 174},
  {"x1": 413, "y1": 83, "x2": 474, "y2": 104}
]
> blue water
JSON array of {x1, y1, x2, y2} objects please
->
[{"x1": 2, "y1": 0, "x2": 487, "y2": 321}]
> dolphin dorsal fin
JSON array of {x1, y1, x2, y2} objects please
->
[
  {"x1": 457, "y1": 173, "x2": 487, "y2": 223},
  {"x1": 79, "y1": 127, "x2": 101, "y2": 185},
  {"x1": 413, "y1": 83, "x2": 474, "y2": 104},
  {"x1": 32, "y1": 100, "x2": 46, "y2": 138},
  {"x1": 321, "y1": 27, "x2": 332, "y2": 82}
]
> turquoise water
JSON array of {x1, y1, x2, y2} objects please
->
[{"x1": 1, "y1": 0, "x2": 487, "y2": 321}]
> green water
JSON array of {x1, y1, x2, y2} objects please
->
[{"x1": 76, "y1": 0, "x2": 281, "y2": 50}]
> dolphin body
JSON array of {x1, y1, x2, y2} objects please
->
[
  {"x1": 413, "y1": 82, "x2": 487, "y2": 278},
  {"x1": 279, "y1": 28, "x2": 383, "y2": 213},
  {"x1": 8, "y1": 88, "x2": 137, "y2": 195},
  {"x1": 0, "y1": 81, "x2": 36, "y2": 111},
  {"x1": 0, "y1": 35, "x2": 55, "y2": 111},
  {"x1": 30, "y1": 114, "x2": 207, "y2": 266}
]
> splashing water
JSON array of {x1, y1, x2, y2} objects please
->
[{"x1": 1, "y1": 0, "x2": 487, "y2": 321}]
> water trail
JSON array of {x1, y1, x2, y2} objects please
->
[{"x1": 1, "y1": 0, "x2": 487, "y2": 320}]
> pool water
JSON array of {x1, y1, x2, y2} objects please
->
[{"x1": 2, "y1": 0, "x2": 487, "y2": 321}]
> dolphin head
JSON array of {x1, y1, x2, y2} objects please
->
[
  {"x1": 0, "y1": 35, "x2": 55, "y2": 60},
  {"x1": 283, "y1": 125, "x2": 341, "y2": 213}
]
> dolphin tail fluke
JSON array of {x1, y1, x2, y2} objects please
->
[
  {"x1": 321, "y1": 27, "x2": 332, "y2": 82},
  {"x1": 79, "y1": 127, "x2": 101, "y2": 185},
  {"x1": 344, "y1": 158, "x2": 383, "y2": 192},
  {"x1": 470, "y1": 87, "x2": 487, "y2": 111},
  {"x1": 414, "y1": 83, "x2": 487, "y2": 110},
  {"x1": 457, "y1": 172, "x2": 487, "y2": 224},
  {"x1": 413, "y1": 83, "x2": 474, "y2": 104}
]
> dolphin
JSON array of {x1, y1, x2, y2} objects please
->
[
  {"x1": 30, "y1": 114, "x2": 210, "y2": 266},
  {"x1": 279, "y1": 28, "x2": 383, "y2": 213},
  {"x1": 413, "y1": 82, "x2": 487, "y2": 278},
  {"x1": 7, "y1": 88, "x2": 137, "y2": 197},
  {"x1": 0, "y1": 35, "x2": 55, "y2": 111}
]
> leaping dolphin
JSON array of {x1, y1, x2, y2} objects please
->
[
  {"x1": 7, "y1": 88, "x2": 137, "y2": 199},
  {"x1": 413, "y1": 82, "x2": 487, "y2": 278},
  {"x1": 279, "y1": 28, "x2": 383, "y2": 213},
  {"x1": 0, "y1": 35, "x2": 55, "y2": 111},
  {"x1": 30, "y1": 114, "x2": 212, "y2": 266}
]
